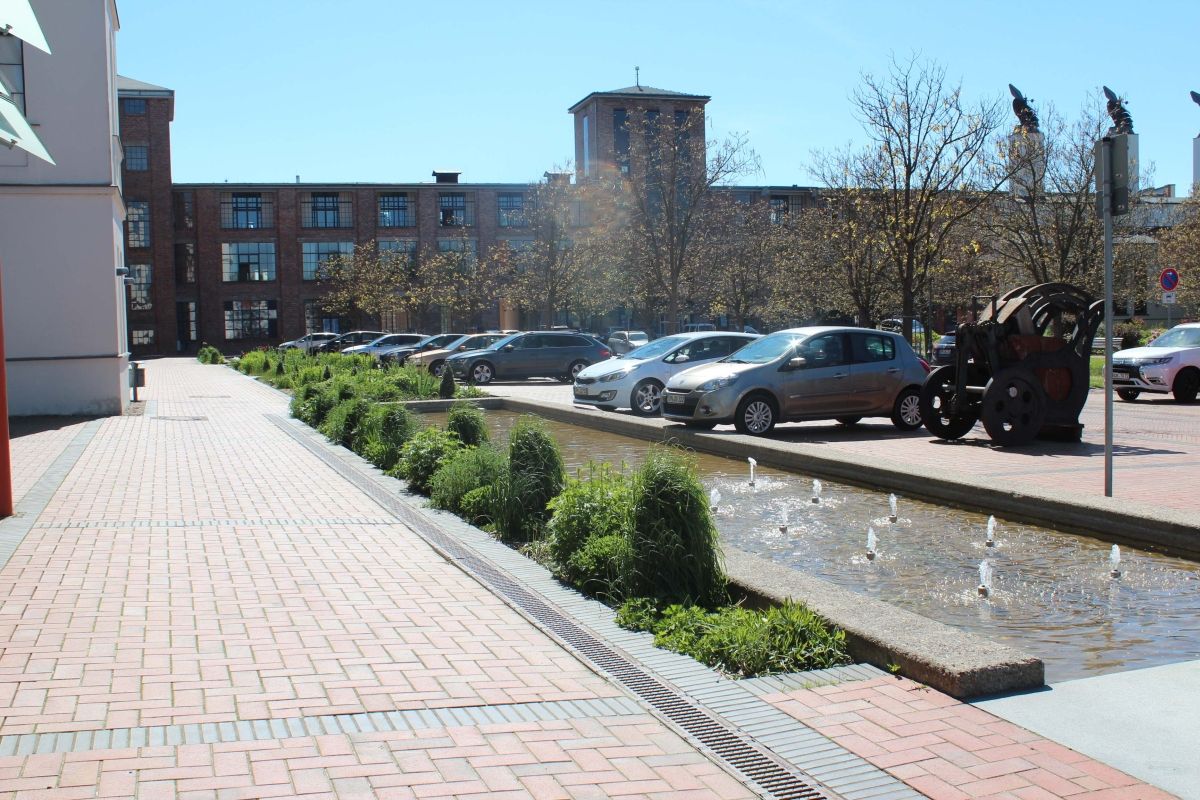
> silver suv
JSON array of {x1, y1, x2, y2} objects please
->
[{"x1": 661, "y1": 326, "x2": 927, "y2": 435}]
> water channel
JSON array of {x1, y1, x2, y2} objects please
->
[{"x1": 424, "y1": 409, "x2": 1200, "y2": 682}]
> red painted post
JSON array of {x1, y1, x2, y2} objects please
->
[{"x1": 0, "y1": 258, "x2": 12, "y2": 518}]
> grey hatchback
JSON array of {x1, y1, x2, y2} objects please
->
[
  {"x1": 661, "y1": 326, "x2": 927, "y2": 435},
  {"x1": 446, "y1": 332, "x2": 611, "y2": 384}
]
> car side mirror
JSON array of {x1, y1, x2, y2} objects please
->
[
  {"x1": 502, "y1": 344, "x2": 515, "y2": 352},
  {"x1": 785, "y1": 356, "x2": 807, "y2": 371}
]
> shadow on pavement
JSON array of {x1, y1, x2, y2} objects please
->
[{"x1": 7, "y1": 416, "x2": 96, "y2": 439}]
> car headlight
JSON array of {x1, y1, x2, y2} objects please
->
[
  {"x1": 1132, "y1": 356, "x2": 1173, "y2": 366},
  {"x1": 697, "y1": 374, "x2": 739, "y2": 392},
  {"x1": 599, "y1": 369, "x2": 630, "y2": 382}
]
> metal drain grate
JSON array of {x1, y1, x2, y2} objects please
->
[
  {"x1": 271, "y1": 416, "x2": 835, "y2": 800},
  {"x1": 154, "y1": 415, "x2": 208, "y2": 422}
]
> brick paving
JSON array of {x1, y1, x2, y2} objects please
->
[
  {"x1": 764, "y1": 676, "x2": 1175, "y2": 800},
  {"x1": 0, "y1": 360, "x2": 755, "y2": 799},
  {"x1": 484, "y1": 381, "x2": 1200, "y2": 513},
  {"x1": 6, "y1": 419, "x2": 91, "y2": 507}
]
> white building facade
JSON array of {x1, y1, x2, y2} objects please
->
[{"x1": 0, "y1": 0, "x2": 128, "y2": 415}]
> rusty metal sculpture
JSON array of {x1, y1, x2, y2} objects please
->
[
  {"x1": 919, "y1": 283, "x2": 1104, "y2": 446},
  {"x1": 1102, "y1": 86, "x2": 1134, "y2": 135},
  {"x1": 1008, "y1": 84, "x2": 1040, "y2": 132}
]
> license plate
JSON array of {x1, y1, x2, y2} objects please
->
[
  {"x1": 573, "y1": 386, "x2": 588, "y2": 398},
  {"x1": 665, "y1": 393, "x2": 685, "y2": 405}
]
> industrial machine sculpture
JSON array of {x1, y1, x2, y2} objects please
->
[{"x1": 919, "y1": 283, "x2": 1104, "y2": 446}]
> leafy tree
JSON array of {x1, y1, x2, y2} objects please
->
[
  {"x1": 409, "y1": 231, "x2": 510, "y2": 331},
  {"x1": 317, "y1": 240, "x2": 411, "y2": 326}
]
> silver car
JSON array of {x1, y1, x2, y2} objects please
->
[{"x1": 661, "y1": 326, "x2": 927, "y2": 435}]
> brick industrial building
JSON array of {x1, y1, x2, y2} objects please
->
[{"x1": 117, "y1": 80, "x2": 820, "y2": 356}]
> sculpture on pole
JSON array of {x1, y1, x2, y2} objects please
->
[
  {"x1": 1191, "y1": 90, "x2": 1200, "y2": 133},
  {"x1": 1008, "y1": 85, "x2": 1040, "y2": 132},
  {"x1": 1102, "y1": 86, "x2": 1134, "y2": 135}
]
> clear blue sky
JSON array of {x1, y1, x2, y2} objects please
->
[{"x1": 115, "y1": 0, "x2": 1200, "y2": 192}]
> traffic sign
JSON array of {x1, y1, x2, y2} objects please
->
[
  {"x1": 1162, "y1": 291, "x2": 1177, "y2": 305},
  {"x1": 1160, "y1": 268, "x2": 1180, "y2": 291}
]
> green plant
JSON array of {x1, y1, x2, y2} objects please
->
[
  {"x1": 1113, "y1": 318, "x2": 1145, "y2": 351},
  {"x1": 888, "y1": 662, "x2": 902, "y2": 675},
  {"x1": 629, "y1": 448, "x2": 727, "y2": 607},
  {"x1": 567, "y1": 534, "x2": 632, "y2": 601},
  {"x1": 356, "y1": 404, "x2": 419, "y2": 470},
  {"x1": 497, "y1": 417, "x2": 564, "y2": 541},
  {"x1": 430, "y1": 445, "x2": 506, "y2": 515},
  {"x1": 319, "y1": 397, "x2": 371, "y2": 448},
  {"x1": 615, "y1": 597, "x2": 661, "y2": 632},
  {"x1": 546, "y1": 465, "x2": 632, "y2": 582},
  {"x1": 446, "y1": 403, "x2": 489, "y2": 447},
  {"x1": 196, "y1": 345, "x2": 224, "y2": 365},
  {"x1": 439, "y1": 367, "x2": 457, "y2": 399},
  {"x1": 459, "y1": 486, "x2": 493, "y2": 527},
  {"x1": 397, "y1": 427, "x2": 462, "y2": 494}
]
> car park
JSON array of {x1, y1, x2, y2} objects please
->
[
  {"x1": 341, "y1": 333, "x2": 427, "y2": 357},
  {"x1": 278, "y1": 332, "x2": 338, "y2": 353},
  {"x1": 407, "y1": 332, "x2": 511, "y2": 376},
  {"x1": 607, "y1": 330, "x2": 649, "y2": 355},
  {"x1": 932, "y1": 332, "x2": 956, "y2": 366},
  {"x1": 1112, "y1": 323, "x2": 1200, "y2": 403},
  {"x1": 378, "y1": 333, "x2": 464, "y2": 365},
  {"x1": 574, "y1": 331, "x2": 758, "y2": 415},
  {"x1": 315, "y1": 330, "x2": 387, "y2": 353},
  {"x1": 446, "y1": 331, "x2": 610, "y2": 384},
  {"x1": 661, "y1": 326, "x2": 927, "y2": 435}
]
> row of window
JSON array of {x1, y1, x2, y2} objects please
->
[{"x1": 206, "y1": 191, "x2": 526, "y2": 230}]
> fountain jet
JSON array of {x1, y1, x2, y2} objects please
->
[
  {"x1": 986, "y1": 516, "x2": 997, "y2": 548},
  {"x1": 709, "y1": 487, "x2": 721, "y2": 513},
  {"x1": 888, "y1": 493, "x2": 898, "y2": 523},
  {"x1": 978, "y1": 559, "x2": 993, "y2": 598},
  {"x1": 779, "y1": 508, "x2": 789, "y2": 534},
  {"x1": 1110, "y1": 544, "x2": 1122, "y2": 578},
  {"x1": 811, "y1": 479, "x2": 822, "y2": 504},
  {"x1": 866, "y1": 527, "x2": 877, "y2": 561},
  {"x1": 748, "y1": 457, "x2": 757, "y2": 487}
]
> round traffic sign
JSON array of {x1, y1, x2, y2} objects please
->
[{"x1": 1160, "y1": 268, "x2": 1180, "y2": 291}]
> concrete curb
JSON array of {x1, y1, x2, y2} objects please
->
[
  {"x1": 496, "y1": 397, "x2": 1200, "y2": 560},
  {"x1": 397, "y1": 397, "x2": 506, "y2": 413},
  {"x1": 723, "y1": 548, "x2": 1044, "y2": 699}
]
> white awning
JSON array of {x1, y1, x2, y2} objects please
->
[
  {"x1": 0, "y1": 93, "x2": 53, "y2": 164},
  {"x1": 0, "y1": 0, "x2": 50, "y2": 54}
]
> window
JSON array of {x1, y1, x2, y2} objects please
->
[
  {"x1": 304, "y1": 300, "x2": 346, "y2": 334},
  {"x1": 131, "y1": 329, "x2": 155, "y2": 346},
  {"x1": 801, "y1": 333, "x2": 848, "y2": 367},
  {"x1": 0, "y1": 33, "x2": 25, "y2": 113},
  {"x1": 438, "y1": 238, "x2": 477, "y2": 270},
  {"x1": 852, "y1": 333, "x2": 896, "y2": 363},
  {"x1": 438, "y1": 192, "x2": 474, "y2": 226},
  {"x1": 221, "y1": 242, "x2": 276, "y2": 282},
  {"x1": 126, "y1": 201, "x2": 150, "y2": 248},
  {"x1": 220, "y1": 192, "x2": 274, "y2": 229},
  {"x1": 613, "y1": 108, "x2": 629, "y2": 173},
  {"x1": 122, "y1": 98, "x2": 146, "y2": 115},
  {"x1": 128, "y1": 264, "x2": 152, "y2": 310},
  {"x1": 302, "y1": 241, "x2": 353, "y2": 280},
  {"x1": 769, "y1": 195, "x2": 790, "y2": 224},
  {"x1": 174, "y1": 191, "x2": 195, "y2": 229},
  {"x1": 302, "y1": 191, "x2": 351, "y2": 228},
  {"x1": 582, "y1": 115, "x2": 590, "y2": 177},
  {"x1": 124, "y1": 144, "x2": 148, "y2": 171},
  {"x1": 223, "y1": 299, "x2": 277, "y2": 340},
  {"x1": 175, "y1": 243, "x2": 196, "y2": 284},
  {"x1": 497, "y1": 193, "x2": 527, "y2": 227},
  {"x1": 377, "y1": 193, "x2": 413, "y2": 227},
  {"x1": 378, "y1": 239, "x2": 418, "y2": 263},
  {"x1": 179, "y1": 301, "x2": 197, "y2": 345}
]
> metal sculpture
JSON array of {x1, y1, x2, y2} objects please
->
[
  {"x1": 919, "y1": 283, "x2": 1104, "y2": 446},
  {"x1": 1102, "y1": 86, "x2": 1134, "y2": 135},
  {"x1": 1008, "y1": 84, "x2": 1039, "y2": 132}
]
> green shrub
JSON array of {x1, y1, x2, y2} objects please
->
[
  {"x1": 616, "y1": 600, "x2": 850, "y2": 677},
  {"x1": 1114, "y1": 318, "x2": 1146, "y2": 351},
  {"x1": 430, "y1": 445, "x2": 506, "y2": 515},
  {"x1": 197, "y1": 345, "x2": 224, "y2": 365},
  {"x1": 498, "y1": 417, "x2": 564, "y2": 541},
  {"x1": 567, "y1": 534, "x2": 632, "y2": 601},
  {"x1": 355, "y1": 404, "x2": 418, "y2": 471},
  {"x1": 319, "y1": 397, "x2": 371, "y2": 448},
  {"x1": 547, "y1": 466, "x2": 632, "y2": 580},
  {"x1": 629, "y1": 448, "x2": 726, "y2": 607},
  {"x1": 439, "y1": 367, "x2": 457, "y2": 399},
  {"x1": 459, "y1": 486, "x2": 493, "y2": 527},
  {"x1": 391, "y1": 366, "x2": 440, "y2": 398},
  {"x1": 446, "y1": 403, "x2": 489, "y2": 447},
  {"x1": 397, "y1": 427, "x2": 462, "y2": 494}
]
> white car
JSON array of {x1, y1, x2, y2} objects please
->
[
  {"x1": 342, "y1": 333, "x2": 426, "y2": 357},
  {"x1": 573, "y1": 331, "x2": 758, "y2": 415},
  {"x1": 278, "y1": 332, "x2": 338, "y2": 353},
  {"x1": 1113, "y1": 323, "x2": 1200, "y2": 403}
]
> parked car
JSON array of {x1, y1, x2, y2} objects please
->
[
  {"x1": 1112, "y1": 323, "x2": 1200, "y2": 403},
  {"x1": 315, "y1": 330, "x2": 387, "y2": 353},
  {"x1": 574, "y1": 331, "x2": 759, "y2": 416},
  {"x1": 446, "y1": 331, "x2": 610, "y2": 384},
  {"x1": 879, "y1": 319, "x2": 926, "y2": 335},
  {"x1": 661, "y1": 326, "x2": 926, "y2": 435},
  {"x1": 607, "y1": 330, "x2": 649, "y2": 356},
  {"x1": 407, "y1": 333, "x2": 510, "y2": 376},
  {"x1": 932, "y1": 333, "x2": 956, "y2": 366},
  {"x1": 682, "y1": 323, "x2": 716, "y2": 333},
  {"x1": 278, "y1": 332, "x2": 338, "y2": 353},
  {"x1": 341, "y1": 333, "x2": 427, "y2": 357},
  {"x1": 378, "y1": 333, "x2": 464, "y2": 365}
]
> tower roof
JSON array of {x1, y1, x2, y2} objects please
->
[{"x1": 568, "y1": 85, "x2": 710, "y2": 113}]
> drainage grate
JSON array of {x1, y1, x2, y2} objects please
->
[
  {"x1": 154, "y1": 415, "x2": 208, "y2": 422},
  {"x1": 271, "y1": 416, "x2": 835, "y2": 800}
]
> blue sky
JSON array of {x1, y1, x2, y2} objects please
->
[{"x1": 115, "y1": 0, "x2": 1200, "y2": 192}]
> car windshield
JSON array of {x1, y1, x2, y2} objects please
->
[
  {"x1": 1148, "y1": 327, "x2": 1200, "y2": 348},
  {"x1": 725, "y1": 331, "x2": 806, "y2": 364},
  {"x1": 443, "y1": 335, "x2": 474, "y2": 350},
  {"x1": 485, "y1": 333, "x2": 522, "y2": 350},
  {"x1": 624, "y1": 335, "x2": 687, "y2": 360},
  {"x1": 628, "y1": 332, "x2": 649, "y2": 342}
]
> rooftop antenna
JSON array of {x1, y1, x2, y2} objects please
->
[{"x1": 635, "y1": 66, "x2": 640, "y2": 88}]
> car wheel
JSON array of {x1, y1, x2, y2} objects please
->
[
  {"x1": 1172, "y1": 368, "x2": 1199, "y2": 403},
  {"x1": 891, "y1": 386, "x2": 923, "y2": 430},
  {"x1": 683, "y1": 421, "x2": 717, "y2": 430},
  {"x1": 734, "y1": 393, "x2": 777, "y2": 436},
  {"x1": 835, "y1": 416, "x2": 862, "y2": 426},
  {"x1": 429, "y1": 360, "x2": 446, "y2": 377},
  {"x1": 1117, "y1": 388, "x2": 1140, "y2": 402},
  {"x1": 630, "y1": 379, "x2": 665, "y2": 416},
  {"x1": 568, "y1": 360, "x2": 589, "y2": 380},
  {"x1": 470, "y1": 362, "x2": 494, "y2": 385}
]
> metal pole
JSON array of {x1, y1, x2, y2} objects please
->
[
  {"x1": 0, "y1": 258, "x2": 11, "y2": 518},
  {"x1": 1101, "y1": 138, "x2": 1114, "y2": 498}
]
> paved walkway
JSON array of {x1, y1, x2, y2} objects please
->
[
  {"x1": 0, "y1": 359, "x2": 1181, "y2": 798},
  {"x1": 482, "y1": 382, "x2": 1200, "y2": 513}
]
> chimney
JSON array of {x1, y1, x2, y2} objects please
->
[{"x1": 432, "y1": 170, "x2": 461, "y2": 184}]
